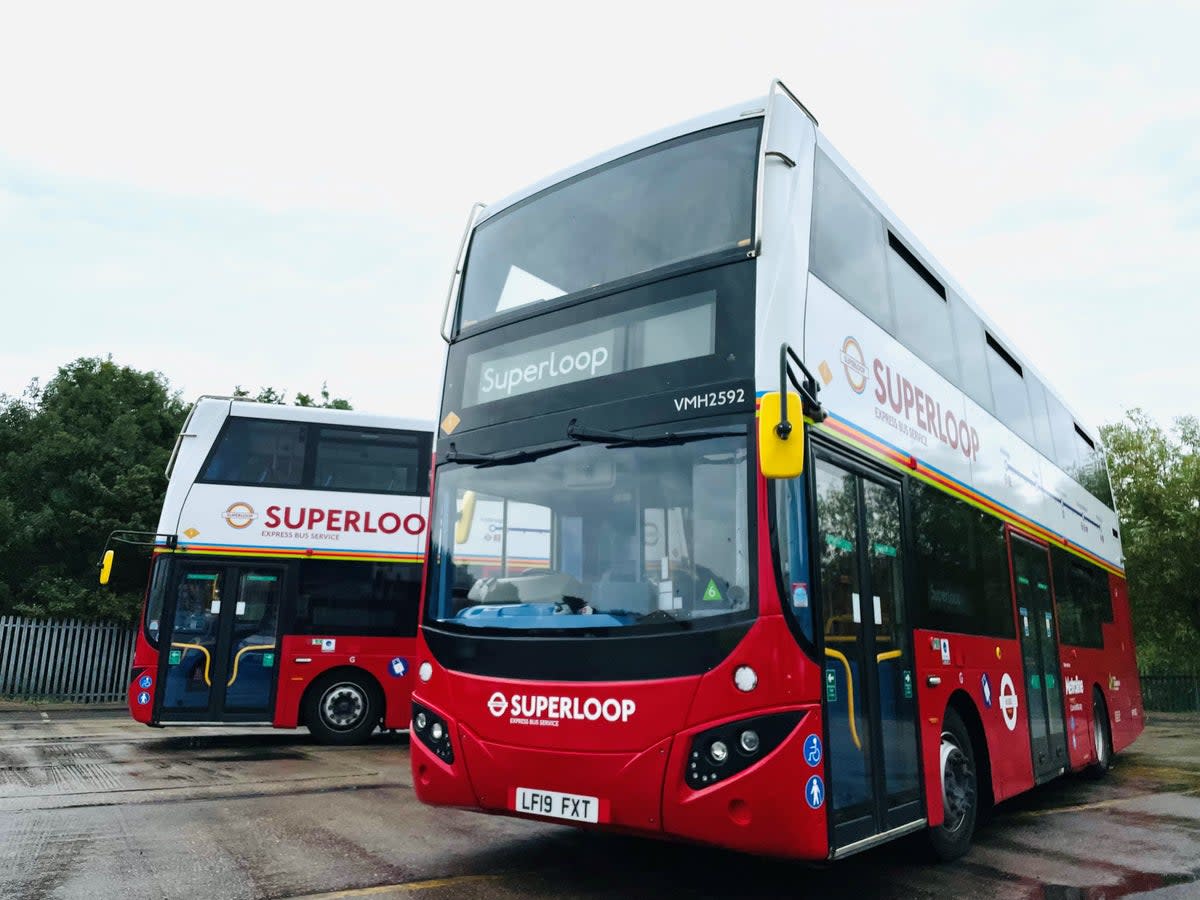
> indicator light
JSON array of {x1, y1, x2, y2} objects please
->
[{"x1": 418, "y1": 661, "x2": 433, "y2": 682}]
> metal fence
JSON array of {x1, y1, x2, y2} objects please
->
[
  {"x1": 0, "y1": 616, "x2": 135, "y2": 703},
  {"x1": 1138, "y1": 675, "x2": 1200, "y2": 713}
]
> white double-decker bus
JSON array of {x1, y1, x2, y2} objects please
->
[
  {"x1": 108, "y1": 397, "x2": 433, "y2": 743},
  {"x1": 412, "y1": 79, "x2": 1142, "y2": 860}
]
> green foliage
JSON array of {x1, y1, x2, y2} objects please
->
[
  {"x1": 0, "y1": 362, "x2": 355, "y2": 621},
  {"x1": 0, "y1": 358, "x2": 187, "y2": 621},
  {"x1": 1102, "y1": 409, "x2": 1200, "y2": 674},
  {"x1": 233, "y1": 382, "x2": 352, "y2": 410}
]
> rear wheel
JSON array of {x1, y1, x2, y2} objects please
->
[
  {"x1": 927, "y1": 706, "x2": 978, "y2": 862},
  {"x1": 1084, "y1": 688, "x2": 1113, "y2": 779},
  {"x1": 304, "y1": 671, "x2": 381, "y2": 745}
]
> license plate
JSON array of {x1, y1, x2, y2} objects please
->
[{"x1": 513, "y1": 787, "x2": 600, "y2": 823}]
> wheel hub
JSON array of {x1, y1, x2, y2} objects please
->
[
  {"x1": 940, "y1": 731, "x2": 975, "y2": 833},
  {"x1": 322, "y1": 684, "x2": 366, "y2": 729}
]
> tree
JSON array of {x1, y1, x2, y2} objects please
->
[
  {"x1": 1102, "y1": 409, "x2": 1200, "y2": 674},
  {"x1": 233, "y1": 382, "x2": 352, "y2": 410},
  {"x1": 0, "y1": 358, "x2": 188, "y2": 620}
]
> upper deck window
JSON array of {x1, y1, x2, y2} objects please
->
[
  {"x1": 199, "y1": 418, "x2": 431, "y2": 495},
  {"x1": 457, "y1": 119, "x2": 760, "y2": 333},
  {"x1": 201, "y1": 419, "x2": 306, "y2": 487},
  {"x1": 314, "y1": 427, "x2": 426, "y2": 494}
]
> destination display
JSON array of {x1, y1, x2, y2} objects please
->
[{"x1": 462, "y1": 291, "x2": 716, "y2": 407}]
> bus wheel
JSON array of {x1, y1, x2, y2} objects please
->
[
  {"x1": 304, "y1": 671, "x2": 382, "y2": 745},
  {"x1": 1084, "y1": 689, "x2": 1113, "y2": 779},
  {"x1": 928, "y1": 706, "x2": 978, "y2": 862}
]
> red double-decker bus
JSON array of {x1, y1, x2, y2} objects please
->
[
  {"x1": 104, "y1": 397, "x2": 433, "y2": 744},
  {"x1": 410, "y1": 81, "x2": 1143, "y2": 859}
]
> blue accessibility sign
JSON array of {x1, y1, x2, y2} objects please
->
[
  {"x1": 137, "y1": 691, "x2": 151, "y2": 706},
  {"x1": 805, "y1": 774, "x2": 825, "y2": 809},
  {"x1": 803, "y1": 733, "x2": 822, "y2": 767},
  {"x1": 981, "y1": 673, "x2": 993, "y2": 709},
  {"x1": 388, "y1": 657, "x2": 409, "y2": 678},
  {"x1": 138, "y1": 674, "x2": 153, "y2": 690}
]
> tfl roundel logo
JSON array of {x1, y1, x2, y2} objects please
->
[
  {"x1": 840, "y1": 336, "x2": 868, "y2": 394},
  {"x1": 222, "y1": 502, "x2": 256, "y2": 529},
  {"x1": 487, "y1": 692, "x2": 508, "y2": 717}
]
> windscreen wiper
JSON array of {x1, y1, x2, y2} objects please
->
[
  {"x1": 442, "y1": 440, "x2": 578, "y2": 468},
  {"x1": 567, "y1": 419, "x2": 740, "y2": 449}
]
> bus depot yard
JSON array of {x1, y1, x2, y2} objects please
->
[{"x1": 0, "y1": 707, "x2": 1196, "y2": 900}]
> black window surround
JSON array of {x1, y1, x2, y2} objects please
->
[{"x1": 198, "y1": 418, "x2": 431, "y2": 497}]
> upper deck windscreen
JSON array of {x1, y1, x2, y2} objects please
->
[{"x1": 457, "y1": 119, "x2": 760, "y2": 333}]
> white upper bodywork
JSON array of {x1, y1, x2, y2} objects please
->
[
  {"x1": 160, "y1": 398, "x2": 434, "y2": 558},
  {"x1": 457, "y1": 82, "x2": 1122, "y2": 571}
]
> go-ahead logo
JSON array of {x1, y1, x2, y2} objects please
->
[
  {"x1": 222, "y1": 502, "x2": 256, "y2": 529},
  {"x1": 487, "y1": 690, "x2": 636, "y2": 723}
]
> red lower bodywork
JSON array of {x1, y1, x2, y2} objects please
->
[
  {"x1": 410, "y1": 473, "x2": 1144, "y2": 859},
  {"x1": 126, "y1": 628, "x2": 417, "y2": 731}
]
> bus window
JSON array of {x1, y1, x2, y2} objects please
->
[
  {"x1": 201, "y1": 419, "x2": 306, "y2": 487},
  {"x1": 292, "y1": 561, "x2": 422, "y2": 637},
  {"x1": 912, "y1": 481, "x2": 1013, "y2": 638},
  {"x1": 888, "y1": 233, "x2": 959, "y2": 386},
  {"x1": 313, "y1": 427, "x2": 427, "y2": 495},
  {"x1": 984, "y1": 334, "x2": 1036, "y2": 447},
  {"x1": 811, "y1": 151, "x2": 890, "y2": 332}
]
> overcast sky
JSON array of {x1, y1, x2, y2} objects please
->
[{"x1": 1, "y1": 3, "x2": 1196, "y2": 431}]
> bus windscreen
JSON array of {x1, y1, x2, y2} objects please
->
[{"x1": 457, "y1": 119, "x2": 760, "y2": 331}]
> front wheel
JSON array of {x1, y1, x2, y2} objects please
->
[
  {"x1": 1084, "y1": 688, "x2": 1113, "y2": 779},
  {"x1": 927, "y1": 706, "x2": 978, "y2": 861},
  {"x1": 304, "y1": 672, "x2": 381, "y2": 745}
]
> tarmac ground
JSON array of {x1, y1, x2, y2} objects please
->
[{"x1": 0, "y1": 705, "x2": 1197, "y2": 899}]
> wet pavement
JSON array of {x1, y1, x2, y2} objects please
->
[{"x1": 0, "y1": 707, "x2": 1197, "y2": 899}]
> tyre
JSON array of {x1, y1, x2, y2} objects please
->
[
  {"x1": 1084, "y1": 688, "x2": 1113, "y2": 779},
  {"x1": 927, "y1": 706, "x2": 978, "y2": 862},
  {"x1": 304, "y1": 671, "x2": 382, "y2": 745}
]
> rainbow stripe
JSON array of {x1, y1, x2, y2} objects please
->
[
  {"x1": 155, "y1": 542, "x2": 422, "y2": 564},
  {"x1": 818, "y1": 411, "x2": 1124, "y2": 577},
  {"x1": 753, "y1": 394, "x2": 1123, "y2": 578}
]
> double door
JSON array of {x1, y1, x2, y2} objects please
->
[
  {"x1": 157, "y1": 561, "x2": 285, "y2": 722},
  {"x1": 1008, "y1": 535, "x2": 1068, "y2": 782},
  {"x1": 813, "y1": 454, "x2": 922, "y2": 852}
]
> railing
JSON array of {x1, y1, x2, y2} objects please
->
[
  {"x1": 0, "y1": 616, "x2": 135, "y2": 703},
  {"x1": 1139, "y1": 675, "x2": 1200, "y2": 713}
]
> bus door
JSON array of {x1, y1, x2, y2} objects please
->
[
  {"x1": 1008, "y1": 533, "x2": 1068, "y2": 782},
  {"x1": 813, "y1": 454, "x2": 923, "y2": 853},
  {"x1": 157, "y1": 561, "x2": 285, "y2": 722}
]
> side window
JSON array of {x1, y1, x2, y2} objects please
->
[
  {"x1": 291, "y1": 561, "x2": 422, "y2": 637},
  {"x1": 144, "y1": 557, "x2": 171, "y2": 644},
  {"x1": 912, "y1": 481, "x2": 1014, "y2": 638},
  {"x1": 888, "y1": 233, "x2": 959, "y2": 384},
  {"x1": 774, "y1": 479, "x2": 814, "y2": 644},
  {"x1": 949, "y1": 294, "x2": 994, "y2": 413},
  {"x1": 1024, "y1": 376, "x2": 1057, "y2": 461},
  {"x1": 313, "y1": 428, "x2": 430, "y2": 495},
  {"x1": 201, "y1": 419, "x2": 307, "y2": 487},
  {"x1": 1045, "y1": 393, "x2": 1083, "y2": 477},
  {"x1": 1053, "y1": 551, "x2": 1107, "y2": 648},
  {"x1": 984, "y1": 334, "x2": 1035, "y2": 446},
  {"x1": 811, "y1": 151, "x2": 891, "y2": 330}
]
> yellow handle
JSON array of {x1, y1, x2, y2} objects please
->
[
  {"x1": 824, "y1": 647, "x2": 862, "y2": 751},
  {"x1": 227, "y1": 644, "x2": 276, "y2": 687},
  {"x1": 171, "y1": 642, "x2": 212, "y2": 686}
]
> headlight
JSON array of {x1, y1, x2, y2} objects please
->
[
  {"x1": 411, "y1": 701, "x2": 454, "y2": 763},
  {"x1": 739, "y1": 729, "x2": 760, "y2": 754},
  {"x1": 686, "y1": 711, "x2": 803, "y2": 789}
]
